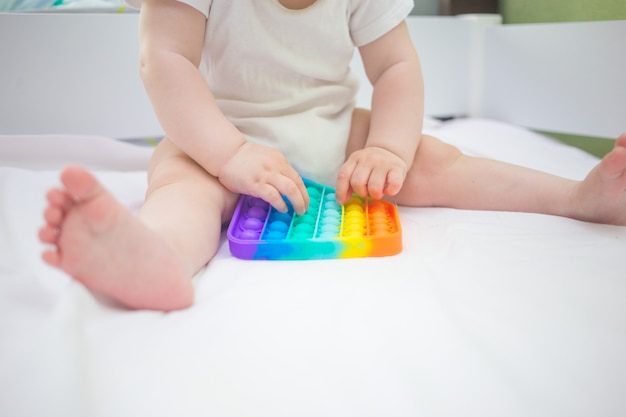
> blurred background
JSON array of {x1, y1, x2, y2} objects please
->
[{"x1": 412, "y1": 0, "x2": 626, "y2": 23}]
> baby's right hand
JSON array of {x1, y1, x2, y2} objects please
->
[{"x1": 218, "y1": 142, "x2": 309, "y2": 214}]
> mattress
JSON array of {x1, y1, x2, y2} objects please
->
[{"x1": 1, "y1": 118, "x2": 625, "y2": 417}]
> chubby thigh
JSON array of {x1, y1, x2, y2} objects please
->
[
  {"x1": 141, "y1": 138, "x2": 240, "y2": 274},
  {"x1": 146, "y1": 138, "x2": 240, "y2": 223}
]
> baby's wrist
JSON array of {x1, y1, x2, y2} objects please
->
[
  {"x1": 214, "y1": 140, "x2": 248, "y2": 179},
  {"x1": 365, "y1": 144, "x2": 409, "y2": 166}
]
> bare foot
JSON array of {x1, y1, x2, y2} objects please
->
[
  {"x1": 39, "y1": 166, "x2": 194, "y2": 311},
  {"x1": 573, "y1": 133, "x2": 626, "y2": 225}
]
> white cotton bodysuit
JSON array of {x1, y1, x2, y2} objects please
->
[{"x1": 128, "y1": 0, "x2": 414, "y2": 186}]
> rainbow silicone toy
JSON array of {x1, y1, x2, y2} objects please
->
[{"x1": 227, "y1": 179, "x2": 402, "y2": 260}]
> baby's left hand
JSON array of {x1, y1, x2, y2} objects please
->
[{"x1": 335, "y1": 146, "x2": 407, "y2": 204}]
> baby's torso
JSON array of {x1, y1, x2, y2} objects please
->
[{"x1": 201, "y1": 0, "x2": 360, "y2": 185}]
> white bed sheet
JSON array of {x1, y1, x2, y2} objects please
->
[{"x1": 1, "y1": 119, "x2": 625, "y2": 417}]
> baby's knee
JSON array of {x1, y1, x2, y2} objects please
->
[
  {"x1": 147, "y1": 139, "x2": 212, "y2": 187},
  {"x1": 413, "y1": 135, "x2": 462, "y2": 174},
  {"x1": 146, "y1": 155, "x2": 238, "y2": 223}
]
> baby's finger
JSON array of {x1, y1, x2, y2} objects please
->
[
  {"x1": 349, "y1": 163, "x2": 372, "y2": 198},
  {"x1": 277, "y1": 173, "x2": 309, "y2": 215},
  {"x1": 383, "y1": 167, "x2": 405, "y2": 196},
  {"x1": 335, "y1": 160, "x2": 356, "y2": 204},
  {"x1": 256, "y1": 185, "x2": 289, "y2": 213},
  {"x1": 293, "y1": 172, "x2": 310, "y2": 214},
  {"x1": 366, "y1": 167, "x2": 388, "y2": 200}
]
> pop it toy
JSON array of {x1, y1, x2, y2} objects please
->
[{"x1": 227, "y1": 179, "x2": 402, "y2": 260}]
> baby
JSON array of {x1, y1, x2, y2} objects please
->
[{"x1": 39, "y1": 0, "x2": 626, "y2": 311}]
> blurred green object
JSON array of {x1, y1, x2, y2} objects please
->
[
  {"x1": 538, "y1": 131, "x2": 616, "y2": 158},
  {"x1": 501, "y1": 0, "x2": 626, "y2": 23}
]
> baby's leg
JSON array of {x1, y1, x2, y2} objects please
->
[
  {"x1": 393, "y1": 133, "x2": 626, "y2": 225},
  {"x1": 347, "y1": 109, "x2": 626, "y2": 225},
  {"x1": 39, "y1": 138, "x2": 239, "y2": 310}
]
